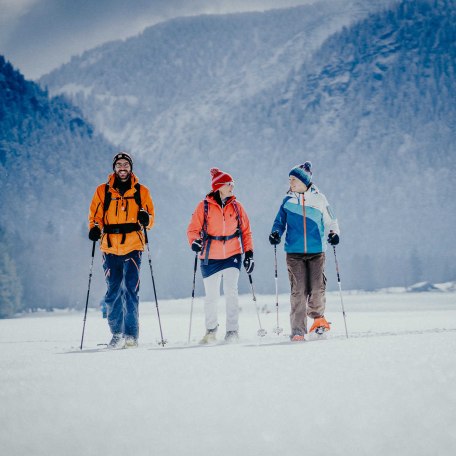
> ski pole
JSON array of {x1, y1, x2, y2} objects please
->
[
  {"x1": 143, "y1": 227, "x2": 167, "y2": 346},
  {"x1": 80, "y1": 241, "x2": 96, "y2": 350},
  {"x1": 187, "y1": 253, "x2": 198, "y2": 344},
  {"x1": 273, "y1": 245, "x2": 283, "y2": 334},
  {"x1": 247, "y1": 273, "x2": 267, "y2": 337},
  {"x1": 333, "y1": 245, "x2": 348, "y2": 338}
]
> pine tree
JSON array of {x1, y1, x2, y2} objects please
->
[{"x1": 0, "y1": 231, "x2": 22, "y2": 318}]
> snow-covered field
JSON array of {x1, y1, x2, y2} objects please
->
[{"x1": 1, "y1": 291, "x2": 456, "y2": 456}]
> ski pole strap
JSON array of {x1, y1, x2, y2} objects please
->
[
  {"x1": 103, "y1": 223, "x2": 141, "y2": 247},
  {"x1": 203, "y1": 231, "x2": 240, "y2": 265}
]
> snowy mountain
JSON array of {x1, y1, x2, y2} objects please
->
[
  {"x1": 39, "y1": 0, "x2": 456, "y2": 297},
  {"x1": 0, "y1": 57, "x2": 116, "y2": 316}
]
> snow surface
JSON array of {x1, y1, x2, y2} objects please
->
[{"x1": 1, "y1": 291, "x2": 456, "y2": 456}]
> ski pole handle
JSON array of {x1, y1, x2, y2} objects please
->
[{"x1": 143, "y1": 225, "x2": 149, "y2": 244}]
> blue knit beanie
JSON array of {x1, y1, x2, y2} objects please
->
[{"x1": 289, "y1": 161, "x2": 312, "y2": 187}]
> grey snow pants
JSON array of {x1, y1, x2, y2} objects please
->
[{"x1": 286, "y1": 252, "x2": 326, "y2": 334}]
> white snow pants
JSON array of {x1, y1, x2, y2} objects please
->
[{"x1": 203, "y1": 267, "x2": 240, "y2": 332}]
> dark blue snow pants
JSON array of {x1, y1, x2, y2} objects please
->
[{"x1": 102, "y1": 250, "x2": 142, "y2": 338}]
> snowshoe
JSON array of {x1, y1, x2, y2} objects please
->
[
  {"x1": 108, "y1": 333, "x2": 125, "y2": 349},
  {"x1": 224, "y1": 330, "x2": 239, "y2": 344},
  {"x1": 199, "y1": 327, "x2": 218, "y2": 345},
  {"x1": 290, "y1": 328, "x2": 305, "y2": 342},
  {"x1": 309, "y1": 316, "x2": 330, "y2": 334},
  {"x1": 125, "y1": 336, "x2": 138, "y2": 348}
]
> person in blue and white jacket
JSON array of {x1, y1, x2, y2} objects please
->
[{"x1": 269, "y1": 162, "x2": 340, "y2": 341}]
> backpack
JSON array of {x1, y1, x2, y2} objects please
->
[
  {"x1": 201, "y1": 198, "x2": 245, "y2": 264},
  {"x1": 103, "y1": 182, "x2": 142, "y2": 215},
  {"x1": 102, "y1": 182, "x2": 143, "y2": 247}
]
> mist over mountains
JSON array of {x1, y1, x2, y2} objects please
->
[
  {"x1": 40, "y1": 0, "x2": 455, "y2": 296},
  {"x1": 2, "y1": 0, "x2": 454, "y2": 315}
]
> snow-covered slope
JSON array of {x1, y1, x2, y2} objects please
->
[
  {"x1": 39, "y1": 0, "x2": 456, "y2": 296},
  {"x1": 1, "y1": 291, "x2": 455, "y2": 455},
  {"x1": 41, "y1": 1, "x2": 390, "y2": 149}
]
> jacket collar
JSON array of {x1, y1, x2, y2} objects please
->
[
  {"x1": 107, "y1": 172, "x2": 139, "y2": 195},
  {"x1": 206, "y1": 193, "x2": 236, "y2": 208}
]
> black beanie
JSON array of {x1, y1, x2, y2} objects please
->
[{"x1": 112, "y1": 152, "x2": 133, "y2": 170}]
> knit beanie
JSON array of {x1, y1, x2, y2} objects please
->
[
  {"x1": 210, "y1": 167, "x2": 233, "y2": 191},
  {"x1": 289, "y1": 161, "x2": 312, "y2": 187},
  {"x1": 113, "y1": 152, "x2": 133, "y2": 170}
]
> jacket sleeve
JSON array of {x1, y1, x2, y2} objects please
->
[
  {"x1": 88, "y1": 185, "x2": 105, "y2": 230},
  {"x1": 238, "y1": 202, "x2": 254, "y2": 253},
  {"x1": 271, "y1": 197, "x2": 288, "y2": 236},
  {"x1": 187, "y1": 201, "x2": 205, "y2": 245},
  {"x1": 322, "y1": 195, "x2": 340, "y2": 235},
  {"x1": 140, "y1": 185, "x2": 155, "y2": 230}
]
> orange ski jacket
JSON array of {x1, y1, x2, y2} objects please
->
[
  {"x1": 187, "y1": 195, "x2": 253, "y2": 261},
  {"x1": 88, "y1": 173, "x2": 154, "y2": 255}
]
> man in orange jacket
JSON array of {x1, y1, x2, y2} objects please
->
[
  {"x1": 88, "y1": 152, "x2": 154, "y2": 349},
  {"x1": 187, "y1": 168, "x2": 254, "y2": 344}
]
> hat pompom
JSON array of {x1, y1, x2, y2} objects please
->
[
  {"x1": 303, "y1": 161, "x2": 312, "y2": 173},
  {"x1": 210, "y1": 167, "x2": 220, "y2": 178}
]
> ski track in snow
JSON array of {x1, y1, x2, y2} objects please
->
[{"x1": 55, "y1": 326, "x2": 456, "y2": 354}]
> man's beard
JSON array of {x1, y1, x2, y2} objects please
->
[{"x1": 116, "y1": 170, "x2": 131, "y2": 182}]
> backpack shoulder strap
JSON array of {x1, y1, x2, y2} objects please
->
[
  {"x1": 202, "y1": 199, "x2": 209, "y2": 238},
  {"x1": 103, "y1": 183, "x2": 112, "y2": 213},
  {"x1": 232, "y1": 200, "x2": 242, "y2": 229},
  {"x1": 232, "y1": 200, "x2": 245, "y2": 253},
  {"x1": 134, "y1": 183, "x2": 142, "y2": 209}
]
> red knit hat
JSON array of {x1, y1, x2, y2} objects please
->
[{"x1": 210, "y1": 167, "x2": 233, "y2": 191}]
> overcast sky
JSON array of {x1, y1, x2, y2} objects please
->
[{"x1": 0, "y1": 0, "x2": 317, "y2": 80}]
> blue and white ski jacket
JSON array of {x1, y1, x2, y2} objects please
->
[{"x1": 271, "y1": 185, "x2": 340, "y2": 254}]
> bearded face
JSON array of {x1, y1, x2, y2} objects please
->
[{"x1": 114, "y1": 159, "x2": 131, "y2": 182}]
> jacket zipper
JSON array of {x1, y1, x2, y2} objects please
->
[
  {"x1": 222, "y1": 203, "x2": 226, "y2": 258},
  {"x1": 301, "y1": 193, "x2": 307, "y2": 253}
]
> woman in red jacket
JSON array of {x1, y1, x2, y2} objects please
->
[{"x1": 187, "y1": 168, "x2": 254, "y2": 344}]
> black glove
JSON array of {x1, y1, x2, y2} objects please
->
[
  {"x1": 269, "y1": 230, "x2": 281, "y2": 245},
  {"x1": 88, "y1": 226, "x2": 101, "y2": 241},
  {"x1": 191, "y1": 239, "x2": 203, "y2": 252},
  {"x1": 243, "y1": 250, "x2": 254, "y2": 274},
  {"x1": 327, "y1": 232, "x2": 340, "y2": 245},
  {"x1": 138, "y1": 210, "x2": 150, "y2": 226}
]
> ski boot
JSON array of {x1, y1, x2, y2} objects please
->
[
  {"x1": 290, "y1": 328, "x2": 305, "y2": 342},
  {"x1": 125, "y1": 336, "x2": 138, "y2": 348},
  {"x1": 224, "y1": 330, "x2": 239, "y2": 344},
  {"x1": 108, "y1": 333, "x2": 125, "y2": 349},
  {"x1": 199, "y1": 327, "x2": 218, "y2": 345}
]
